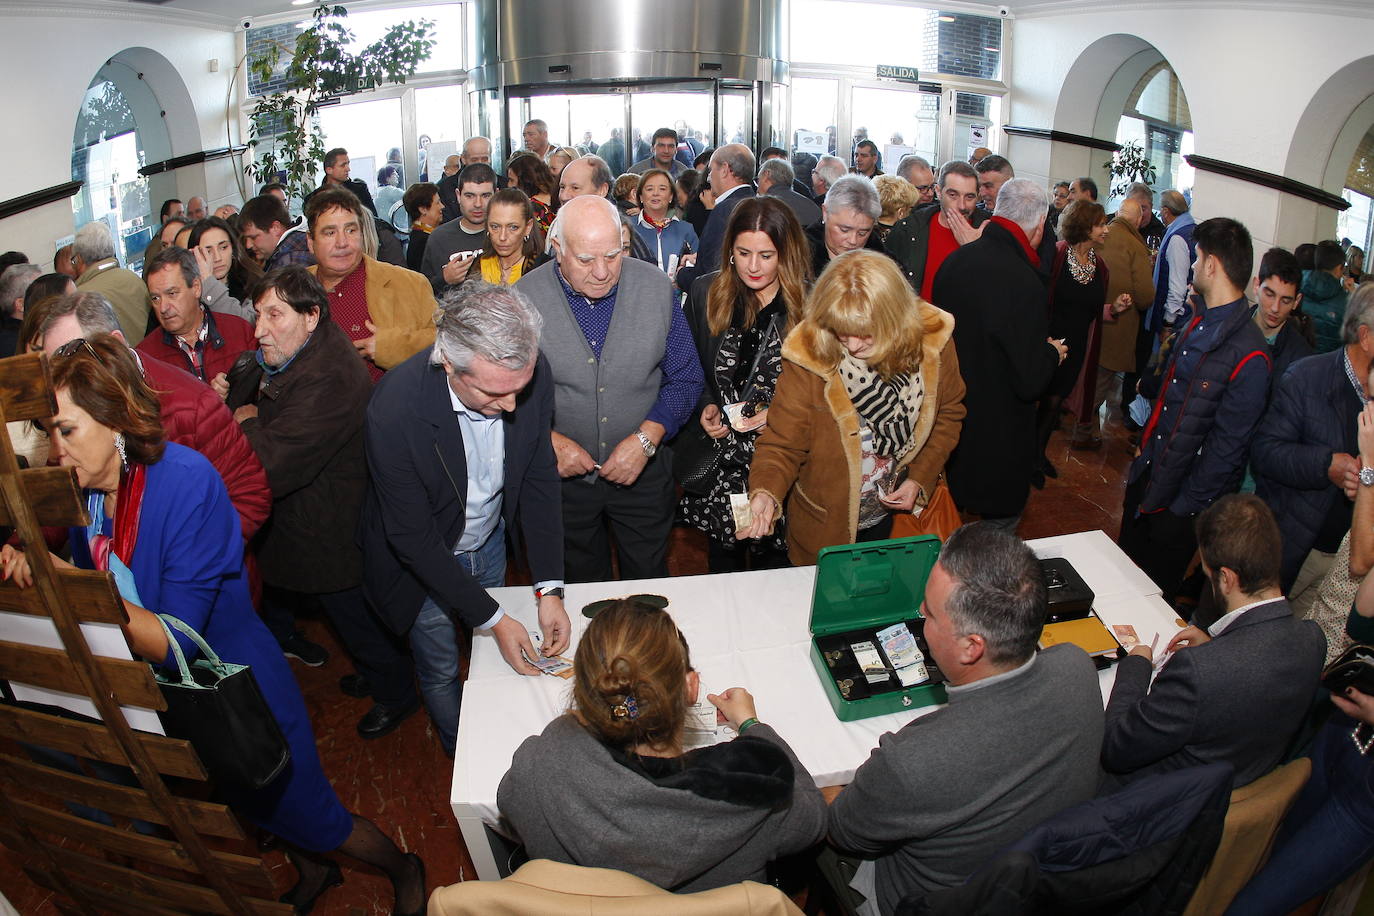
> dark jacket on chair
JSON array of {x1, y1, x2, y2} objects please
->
[{"x1": 1102, "y1": 598, "x2": 1325, "y2": 789}]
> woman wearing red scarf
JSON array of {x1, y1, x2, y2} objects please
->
[
  {"x1": 0, "y1": 336, "x2": 426, "y2": 915},
  {"x1": 633, "y1": 168, "x2": 699, "y2": 285}
]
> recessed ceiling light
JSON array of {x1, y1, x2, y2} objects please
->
[
  {"x1": 938, "y1": 15, "x2": 956, "y2": 21},
  {"x1": 291, "y1": 0, "x2": 313, "y2": 6}
]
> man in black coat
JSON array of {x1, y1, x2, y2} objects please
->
[
  {"x1": 303, "y1": 147, "x2": 377, "y2": 216},
  {"x1": 1102, "y1": 495, "x2": 1326, "y2": 789},
  {"x1": 932, "y1": 178, "x2": 1064, "y2": 529},
  {"x1": 360, "y1": 282, "x2": 570, "y2": 756},
  {"x1": 676, "y1": 144, "x2": 756, "y2": 292}
]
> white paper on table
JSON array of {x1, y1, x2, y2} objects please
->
[{"x1": 1, "y1": 610, "x2": 164, "y2": 733}]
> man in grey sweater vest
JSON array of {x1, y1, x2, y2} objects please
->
[
  {"x1": 515, "y1": 196, "x2": 703, "y2": 581},
  {"x1": 829, "y1": 524, "x2": 1104, "y2": 914}
]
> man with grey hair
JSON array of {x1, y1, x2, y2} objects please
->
[
  {"x1": 185, "y1": 196, "x2": 208, "y2": 221},
  {"x1": 896, "y1": 154, "x2": 937, "y2": 206},
  {"x1": 829, "y1": 522, "x2": 1104, "y2": 912},
  {"x1": 523, "y1": 118, "x2": 552, "y2": 161},
  {"x1": 71, "y1": 221, "x2": 152, "y2": 345},
  {"x1": 756, "y1": 157, "x2": 820, "y2": 229},
  {"x1": 0, "y1": 263, "x2": 39, "y2": 355},
  {"x1": 557, "y1": 155, "x2": 613, "y2": 205},
  {"x1": 518, "y1": 195, "x2": 703, "y2": 581},
  {"x1": 137, "y1": 245, "x2": 256, "y2": 385},
  {"x1": 361, "y1": 280, "x2": 569, "y2": 755},
  {"x1": 933, "y1": 178, "x2": 1067, "y2": 529},
  {"x1": 807, "y1": 174, "x2": 884, "y2": 276},
  {"x1": 1144, "y1": 189, "x2": 1197, "y2": 342},
  {"x1": 811, "y1": 154, "x2": 847, "y2": 202},
  {"x1": 675, "y1": 143, "x2": 756, "y2": 292},
  {"x1": 1126, "y1": 181, "x2": 1166, "y2": 250},
  {"x1": 975, "y1": 155, "x2": 1057, "y2": 275}
]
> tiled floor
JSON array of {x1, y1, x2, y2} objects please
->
[{"x1": 1, "y1": 417, "x2": 1138, "y2": 914}]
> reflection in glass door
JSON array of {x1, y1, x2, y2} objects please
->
[
  {"x1": 850, "y1": 84, "x2": 939, "y2": 174},
  {"x1": 630, "y1": 92, "x2": 712, "y2": 171},
  {"x1": 317, "y1": 97, "x2": 403, "y2": 200}
]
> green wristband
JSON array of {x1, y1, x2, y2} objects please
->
[{"x1": 737, "y1": 717, "x2": 760, "y2": 734}]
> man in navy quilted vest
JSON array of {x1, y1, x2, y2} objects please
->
[{"x1": 1119, "y1": 217, "x2": 1271, "y2": 608}]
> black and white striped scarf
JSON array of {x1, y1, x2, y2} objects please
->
[{"x1": 840, "y1": 353, "x2": 923, "y2": 460}]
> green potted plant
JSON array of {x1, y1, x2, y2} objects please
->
[
  {"x1": 1104, "y1": 140, "x2": 1157, "y2": 199},
  {"x1": 245, "y1": 1, "x2": 435, "y2": 200}
]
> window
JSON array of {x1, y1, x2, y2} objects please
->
[
  {"x1": 1117, "y1": 62, "x2": 1194, "y2": 199},
  {"x1": 790, "y1": 2, "x2": 1001, "y2": 80},
  {"x1": 71, "y1": 79, "x2": 152, "y2": 268}
]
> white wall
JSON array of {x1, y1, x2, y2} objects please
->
[
  {"x1": 1005, "y1": 3, "x2": 1374, "y2": 256},
  {"x1": 0, "y1": 0, "x2": 240, "y2": 269}
]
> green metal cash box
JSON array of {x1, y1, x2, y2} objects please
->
[{"x1": 808, "y1": 535, "x2": 948, "y2": 721}]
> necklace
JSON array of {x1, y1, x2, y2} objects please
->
[
  {"x1": 1066, "y1": 245, "x2": 1096, "y2": 285},
  {"x1": 1353, "y1": 724, "x2": 1374, "y2": 756}
]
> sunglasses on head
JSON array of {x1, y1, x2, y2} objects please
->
[{"x1": 52, "y1": 337, "x2": 101, "y2": 361}]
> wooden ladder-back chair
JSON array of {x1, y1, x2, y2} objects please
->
[{"x1": 0, "y1": 351, "x2": 289, "y2": 915}]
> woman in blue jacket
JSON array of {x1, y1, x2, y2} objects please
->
[{"x1": 633, "y1": 169, "x2": 698, "y2": 283}]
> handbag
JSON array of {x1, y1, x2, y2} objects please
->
[
  {"x1": 890, "y1": 479, "x2": 961, "y2": 543},
  {"x1": 153, "y1": 614, "x2": 291, "y2": 792},
  {"x1": 1321, "y1": 644, "x2": 1374, "y2": 697},
  {"x1": 671, "y1": 423, "x2": 721, "y2": 496}
]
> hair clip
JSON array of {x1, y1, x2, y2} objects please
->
[{"x1": 611, "y1": 694, "x2": 640, "y2": 720}]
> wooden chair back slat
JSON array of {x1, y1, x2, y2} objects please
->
[
  {"x1": 0, "y1": 704, "x2": 206, "y2": 780},
  {"x1": 0, "y1": 752, "x2": 244, "y2": 839},
  {"x1": 0, "y1": 568, "x2": 126, "y2": 623},
  {"x1": 0, "y1": 353, "x2": 56, "y2": 422},
  {"x1": 0, "y1": 639, "x2": 165, "y2": 709},
  {"x1": 0, "y1": 466, "x2": 90, "y2": 527}
]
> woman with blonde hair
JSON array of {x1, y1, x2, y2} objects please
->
[
  {"x1": 743, "y1": 249, "x2": 966, "y2": 564},
  {"x1": 873, "y1": 174, "x2": 919, "y2": 243},
  {"x1": 679, "y1": 196, "x2": 810, "y2": 571},
  {"x1": 496, "y1": 599, "x2": 825, "y2": 892}
]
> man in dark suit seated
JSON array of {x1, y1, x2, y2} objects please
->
[
  {"x1": 1102, "y1": 494, "x2": 1327, "y2": 788},
  {"x1": 360, "y1": 281, "x2": 571, "y2": 756},
  {"x1": 675, "y1": 143, "x2": 755, "y2": 292}
]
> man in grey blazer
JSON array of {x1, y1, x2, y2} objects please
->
[{"x1": 1102, "y1": 494, "x2": 1326, "y2": 788}]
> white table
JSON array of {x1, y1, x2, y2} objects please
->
[{"x1": 450, "y1": 530, "x2": 1183, "y2": 880}]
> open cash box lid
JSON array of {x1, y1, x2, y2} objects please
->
[{"x1": 809, "y1": 535, "x2": 942, "y2": 635}]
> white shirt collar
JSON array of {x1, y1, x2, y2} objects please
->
[
  {"x1": 1207, "y1": 595, "x2": 1285, "y2": 637},
  {"x1": 946, "y1": 654, "x2": 1036, "y2": 695},
  {"x1": 715, "y1": 183, "x2": 749, "y2": 205},
  {"x1": 446, "y1": 379, "x2": 499, "y2": 423}
]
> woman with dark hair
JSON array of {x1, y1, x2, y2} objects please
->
[
  {"x1": 505, "y1": 152, "x2": 557, "y2": 233},
  {"x1": 0, "y1": 333, "x2": 426, "y2": 914},
  {"x1": 633, "y1": 168, "x2": 698, "y2": 278},
  {"x1": 18, "y1": 274, "x2": 76, "y2": 353},
  {"x1": 1032, "y1": 199, "x2": 1128, "y2": 485},
  {"x1": 468, "y1": 189, "x2": 546, "y2": 286},
  {"x1": 679, "y1": 197, "x2": 809, "y2": 571},
  {"x1": 188, "y1": 215, "x2": 261, "y2": 320},
  {"x1": 744, "y1": 250, "x2": 966, "y2": 565},
  {"x1": 496, "y1": 600, "x2": 825, "y2": 892},
  {"x1": 403, "y1": 182, "x2": 442, "y2": 274}
]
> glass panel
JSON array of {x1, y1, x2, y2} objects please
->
[
  {"x1": 416, "y1": 84, "x2": 465, "y2": 183},
  {"x1": 629, "y1": 91, "x2": 712, "y2": 173},
  {"x1": 510, "y1": 94, "x2": 626, "y2": 167},
  {"x1": 790, "y1": 2, "x2": 1001, "y2": 79},
  {"x1": 1115, "y1": 116, "x2": 1195, "y2": 200},
  {"x1": 317, "y1": 97, "x2": 403, "y2": 201},
  {"x1": 71, "y1": 79, "x2": 152, "y2": 268},
  {"x1": 851, "y1": 86, "x2": 938, "y2": 172},
  {"x1": 328, "y1": 5, "x2": 464, "y2": 75},
  {"x1": 953, "y1": 91, "x2": 1001, "y2": 160},
  {"x1": 720, "y1": 90, "x2": 753, "y2": 150},
  {"x1": 1338, "y1": 189, "x2": 1373, "y2": 259},
  {"x1": 790, "y1": 77, "x2": 837, "y2": 157}
]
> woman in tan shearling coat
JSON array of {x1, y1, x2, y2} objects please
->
[{"x1": 743, "y1": 249, "x2": 966, "y2": 566}]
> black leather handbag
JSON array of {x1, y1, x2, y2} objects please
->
[
  {"x1": 153, "y1": 615, "x2": 290, "y2": 792},
  {"x1": 1322, "y1": 644, "x2": 1374, "y2": 697}
]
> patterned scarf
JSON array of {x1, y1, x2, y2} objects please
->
[{"x1": 840, "y1": 353, "x2": 923, "y2": 460}]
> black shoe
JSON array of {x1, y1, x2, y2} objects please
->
[
  {"x1": 281, "y1": 632, "x2": 328, "y2": 667},
  {"x1": 357, "y1": 699, "x2": 420, "y2": 740},
  {"x1": 1042, "y1": 458, "x2": 1059, "y2": 479},
  {"x1": 339, "y1": 673, "x2": 372, "y2": 698},
  {"x1": 281, "y1": 859, "x2": 342, "y2": 915}
]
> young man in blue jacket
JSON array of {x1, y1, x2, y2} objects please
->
[{"x1": 1120, "y1": 217, "x2": 1271, "y2": 607}]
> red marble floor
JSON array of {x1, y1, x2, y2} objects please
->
[{"x1": 0, "y1": 416, "x2": 1137, "y2": 914}]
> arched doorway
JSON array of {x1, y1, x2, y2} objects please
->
[{"x1": 70, "y1": 47, "x2": 191, "y2": 271}]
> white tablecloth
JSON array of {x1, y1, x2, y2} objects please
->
[{"x1": 450, "y1": 530, "x2": 1183, "y2": 879}]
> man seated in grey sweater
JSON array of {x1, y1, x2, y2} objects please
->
[{"x1": 828, "y1": 524, "x2": 1105, "y2": 914}]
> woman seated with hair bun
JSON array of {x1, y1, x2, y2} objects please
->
[{"x1": 497, "y1": 599, "x2": 826, "y2": 892}]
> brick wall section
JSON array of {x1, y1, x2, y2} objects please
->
[
  {"x1": 246, "y1": 22, "x2": 299, "y2": 97},
  {"x1": 934, "y1": 11, "x2": 1001, "y2": 81}
]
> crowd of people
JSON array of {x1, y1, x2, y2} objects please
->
[{"x1": 3, "y1": 118, "x2": 1374, "y2": 914}]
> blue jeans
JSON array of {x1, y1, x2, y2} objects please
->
[
  {"x1": 409, "y1": 523, "x2": 506, "y2": 754},
  {"x1": 1225, "y1": 713, "x2": 1374, "y2": 915}
]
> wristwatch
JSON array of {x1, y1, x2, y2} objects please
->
[
  {"x1": 635, "y1": 429, "x2": 657, "y2": 458},
  {"x1": 535, "y1": 586, "x2": 565, "y2": 600},
  {"x1": 1361, "y1": 466, "x2": 1374, "y2": 488}
]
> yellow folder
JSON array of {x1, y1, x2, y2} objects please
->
[{"x1": 1040, "y1": 615, "x2": 1120, "y2": 657}]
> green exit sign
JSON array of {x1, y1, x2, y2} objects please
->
[{"x1": 876, "y1": 65, "x2": 920, "y2": 83}]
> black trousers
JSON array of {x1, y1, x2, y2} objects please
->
[
  {"x1": 263, "y1": 585, "x2": 417, "y2": 709},
  {"x1": 1118, "y1": 473, "x2": 1197, "y2": 607},
  {"x1": 561, "y1": 455, "x2": 675, "y2": 583}
]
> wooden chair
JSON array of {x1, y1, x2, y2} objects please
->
[
  {"x1": 1181, "y1": 757, "x2": 1313, "y2": 916},
  {"x1": 0, "y1": 352, "x2": 289, "y2": 915}
]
